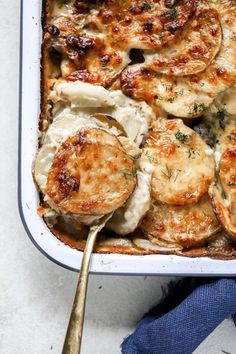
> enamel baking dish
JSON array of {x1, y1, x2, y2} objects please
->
[{"x1": 18, "y1": 0, "x2": 236, "y2": 275}]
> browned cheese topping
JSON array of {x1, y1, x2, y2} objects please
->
[{"x1": 46, "y1": 128, "x2": 137, "y2": 215}]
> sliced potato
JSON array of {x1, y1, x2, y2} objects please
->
[
  {"x1": 145, "y1": 9, "x2": 221, "y2": 76},
  {"x1": 121, "y1": 2, "x2": 236, "y2": 118},
  {"x1": 140, "y1": 195, "x2": 220, "y2": 248},
  {"x1": 107, "y1": 170, "x2": 151, "y2": 235},
  {"x1": 142, "y1": 119, "x2": 215, "y2": 205},
  {"x1": 132, "y1": 237, "x2": 182, "y2": 252},
  {"x1": 46, "y1": 128, "x2": 137, "y2": 215},
  {"x1": 93, "y1": 0, "x2": 198, "y2": 50},
  {"x1": 209, "y1": 121, "x2": 236, "y2": 238}
]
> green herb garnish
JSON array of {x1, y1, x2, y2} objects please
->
[
  {"x1": 141, "y1": 2, "x2": 152, "y2": 11},
  {"x1": 175, "y1": 131, "x2": 188, "y2": 143},
  {"x1": 227, "y1": 182, "x2": 235, "y2": 187},
  {"x1": 120, "y1": 168, "x2": 136, "y2": 179},
  {"x1": 161, "y1": 165, "x2": 173, "y2": 180},
  {"x1": 131, "y1": 153, "x2": 142, "y2": 160},
  {"x1": 169, "y1": 7, "x2": 178, "y2": 20},
  {"x1": 217, "y1": 107, "x2": 228, "y2": 130},
  {"x1": 192, "y1": 103, "x2": 207, "y2": 114}
]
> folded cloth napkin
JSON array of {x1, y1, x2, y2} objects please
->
[{"x1": 121, "y1": 278, "x2": 236, "y2": 354}]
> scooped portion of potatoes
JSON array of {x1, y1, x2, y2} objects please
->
[{"x1": 46, "y1": 127, "x2": 137, "y2": 216}]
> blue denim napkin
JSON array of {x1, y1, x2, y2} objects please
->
[{"x1": 121, "y1": 278, "x2": 236, "y2": 354}]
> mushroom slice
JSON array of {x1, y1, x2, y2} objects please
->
[
  {"x1": 144, "y1": 9, "x2": 222, "y2": 77},
  {"x1": 140, "y1": 195, "x2": 221, "y2": 248},
  {"x1": 209, "y1": 122, "x2": 236, "y2": 238},
  {"x1": 141, "y1": 119, "x2": 215, "y2": 205},
  {"x1": 45, "y1": 128, "x2": 137, "y2": 216}
]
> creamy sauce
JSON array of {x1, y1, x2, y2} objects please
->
[
  {"x1": 51, "y1": 80, "x2": 152, "y2": 146},
  {"x1": 107, "y1": 171, "x2": 151, "y2": 235}
]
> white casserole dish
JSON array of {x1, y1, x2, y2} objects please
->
[{"x1": 18, "y1": 0, "x2": 236, "y2": 275}]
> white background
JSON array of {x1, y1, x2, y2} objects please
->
[{"x1": 1, "y1": 0, "x2": 236, "y2": 353}]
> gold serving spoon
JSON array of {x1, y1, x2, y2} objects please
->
[
  {"x1": 62, "y1": 115, "x2": 129, "y2": 353},
  {"x1": 62, "y1": 213, "x2": 112, "y2": 354}
]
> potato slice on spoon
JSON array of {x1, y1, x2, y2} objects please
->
[{"x1": 34, "y1": 119, "x2": 138, "y2": 352}]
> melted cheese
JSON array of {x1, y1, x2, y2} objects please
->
[
  {"x1": 144, "y1": 9, "x2": 222, "y2": 77},
  {"x1": 142, "y1": 119, "x2": 215, "y2": 205},
  {"x1": 50, "y1": 80, "x2": 152, "y2": 146},
  {"x1": 140, "y1": 195, "x2": 220, "y2": 248},
  {"x1": 107, "y1": 171, "x2": 151, "y2": 235},
  {"x1": 121, "y1": 1, "x2": 236, "y2": 118}
]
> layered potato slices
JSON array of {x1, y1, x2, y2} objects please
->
[
  {"x1": 35, "y1": 81, "x2": 152, "y2": 231},
  {"x1": 37, "y1": 0, "x2": 236, "y2": 258},
  {"x1": 139, "y1": 119, "x2": 220, "y2": 249}
]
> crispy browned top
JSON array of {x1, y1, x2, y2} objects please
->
[
  {"x1": 141, "y1": 119, "x2": 215, "y2": 205},
  {"x1": 46, "y1": 128, "x2": 137, "y2": 215},
  {"x1": 39, "y1": 0, "x2": 236, "y2": 258}
]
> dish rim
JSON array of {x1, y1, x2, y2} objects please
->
[{"x1": 18, "y1": 0, "x2": 236, "y2": 275}]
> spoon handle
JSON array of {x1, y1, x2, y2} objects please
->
[{"x1": 62, "y1": 215, "x2": 111, "y2": 354}]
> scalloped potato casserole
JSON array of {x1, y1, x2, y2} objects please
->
[{"x1": 34, "y1": 0, "x2": 236, "y2": 258}]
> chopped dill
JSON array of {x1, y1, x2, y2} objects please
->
[
  {"x1": 227, "y1": 182, "x2": 235, "y2": 187},
  {"x1": 140, "y1": 2, "x2": 152, "y2": 11},
  {"x1": 131, "y1": 153, "x2": 142, "y2": 160},
  {"x1": 175, "y1": 131, "x2": 188, "y2": 143},
  {"x1": 217, "y1": 106, "x2": 228, "y2": 130},
  {"x1": 161, "y1": 165, "x2": 173, "y2": 180},
  {"x1": 169, "y1": 7, "x2": 178, "y2": 20},
  {"x1": 120, "y1": 168, "x2": 136, "y2": 179},
  {"x1": 191, "y1": 103, "x2": 207, "y2": 115}
]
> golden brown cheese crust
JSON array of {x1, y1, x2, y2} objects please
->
[
  {"x1": 43, "y1": 0, "x2": 198, "y2": 87},
  {"x1": 93, "y1": 0, "x2": 198, "y2": 50},
  {"x1": 140, "y1": 195, "x2": 220, "y2": 248},
  {"x1": 142, "y1": 119, "x2": 215, "y2": 205},
  {"x1": 121, "y1": 1, "x2": 236, "y2": 118},
  {"x1": 144, "y1": 9, "x2": 222, "y2": 76},
  {"x1": 39, "y1": 0, "x2": 236, "y2": 258},
  {"x1": 46, "y1": 128, "x2": 136, "y2": 215}
]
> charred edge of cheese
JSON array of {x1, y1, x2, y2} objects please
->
[
  {"x1": 107, "y1": 171, "x2": 151, "y2": 235},
  {"x1": 144, "y1": 9, "x2": 222, "y2": 77},
  {"x1": 120, "y1": 2, "x2": 236, "y2": 118}
]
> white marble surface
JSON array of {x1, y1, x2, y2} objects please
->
[{"x1": 1, "y1": 1, "x2": 236, "y2": 353}]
